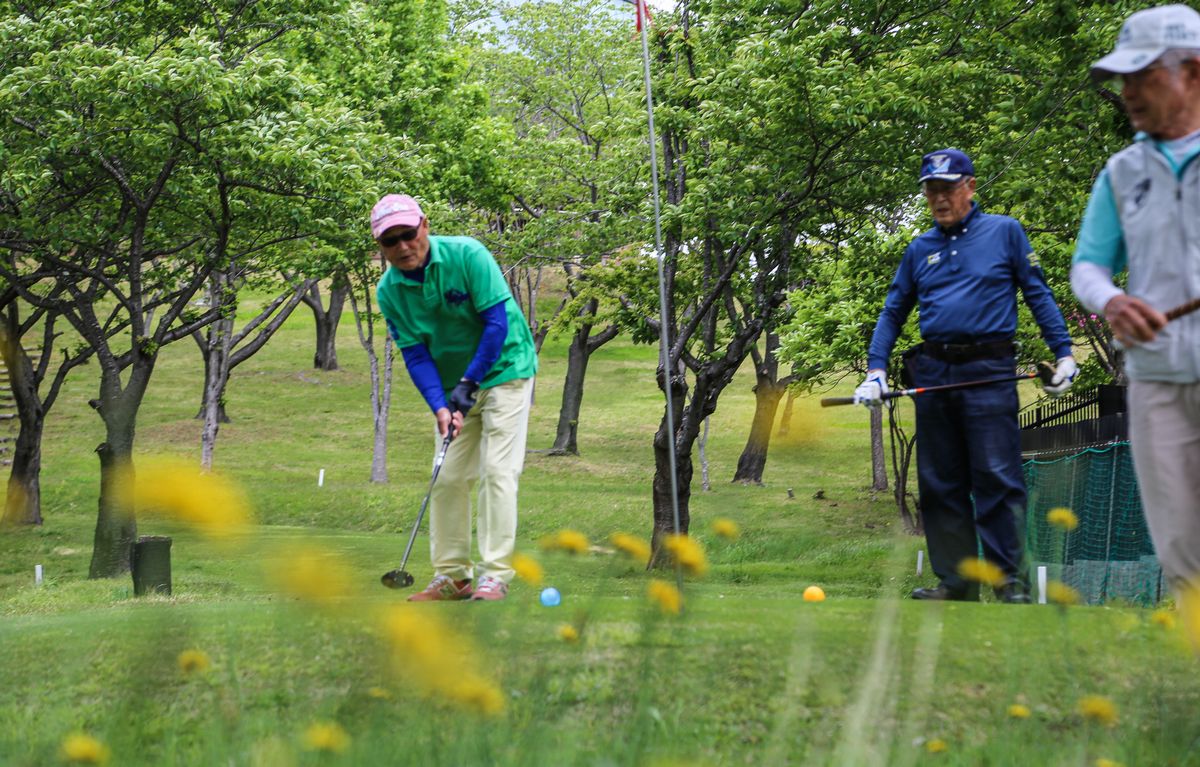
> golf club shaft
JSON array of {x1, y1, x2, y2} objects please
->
[
  {"x1": 1165, "y1": 296, "x2": 1200, "y2": 322},
  {"x1": 395, "y1": 433, "x2": 453, "y2": 572},
  {"x1": 821, "y1": 372, "x2": 1039, "y2": 408}
]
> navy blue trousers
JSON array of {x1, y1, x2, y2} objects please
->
[{"x1": 910, "y1": 353, "x2": 1027, "y2": 594}]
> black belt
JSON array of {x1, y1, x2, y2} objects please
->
[{"x1": 922, "y1": 340, "x2": 1015, "y2": 363}]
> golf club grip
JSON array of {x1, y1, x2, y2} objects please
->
[
  {"x1": 1166, "y1": 297, "x2": 1200, "y2": 322},
  {"x1": 820, "y1": 396, "x2": 857, "y2": 407}
]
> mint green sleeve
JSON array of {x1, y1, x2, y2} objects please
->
[
  {"x1": 376, "y1": 279, "x2": 419, "y2": 349},
  {"x1": 1073, "y1": 169, "x2": 1127, "y2": 274},
  {"x1": 463, "y1": 239, "x2": 513, "y2": 312}
]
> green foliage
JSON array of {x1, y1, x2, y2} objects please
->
[{"x1": 771, "y1": 0, "x2": 1145, "y2": 386}]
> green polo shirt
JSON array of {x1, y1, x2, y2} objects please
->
[{"x1": 376, "y1": 234, "x2": 537, "y2": 391}]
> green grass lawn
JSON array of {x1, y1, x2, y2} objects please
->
[{"x1": 2, "y1": 303, "x2": 1198, "y2": 766}]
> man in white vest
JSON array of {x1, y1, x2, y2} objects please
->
[{"x1": 1070, "y1": 4, "x2": 1200, "y2": 642}]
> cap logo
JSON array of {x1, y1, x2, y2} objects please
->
[
  {"x1": 927, "y1": 155, "x2": 951, "y2": 175},
  {"x1": 372, "y1": 199, "x2": 415, "y2": 223},
  {"x1": 1164, "y1": 23, "x2": 1199, "y2": 44}
]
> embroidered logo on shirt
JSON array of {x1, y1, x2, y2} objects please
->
[
  {"x1": 1127, "y1": 178, "x2": 1152, "y2": 214},
  {"x1": 444, "y1": 289, "x2": 471, "y2": 306},
  {"x1": 926, "y1": 251, "x2": 942, "y2": 265}
]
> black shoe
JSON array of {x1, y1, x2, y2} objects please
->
[
  {"x1": 995, "y1": 581, "x2": 1031, "y2": 604},
  {"x1": 911, "y1": 584, "x2": 969, "y2": 601}
]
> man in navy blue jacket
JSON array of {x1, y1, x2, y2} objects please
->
[{"x1": 856, "y1": 149, "x2": 1076, "y2": 602}]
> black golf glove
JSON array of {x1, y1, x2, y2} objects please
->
[{"x1": 448, "y1": 379, "x2": 480, "y2": 416}]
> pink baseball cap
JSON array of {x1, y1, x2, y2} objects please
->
[{"x1": 370, "y1": 194, "x2": 425, "y2": 239}]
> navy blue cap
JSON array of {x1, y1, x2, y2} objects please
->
[{"x1": 918, "y1": 148, "x2": 975, "y2": 184}]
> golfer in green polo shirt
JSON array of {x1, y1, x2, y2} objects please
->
[{"x1": 372, "y1": 194, "x2": 538, "y2": 602}]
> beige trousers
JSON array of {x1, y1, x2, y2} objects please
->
[
  {"x1": 1128, "y1": 379, "x2": 1200, "y2": 591},
  {"x1": 427, "y1": 377, "x2": 533, "y2": 583}
]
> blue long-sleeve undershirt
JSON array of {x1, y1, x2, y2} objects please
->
[{"x1": 397, "y1": 301, "x2": 509, "y2": 414}]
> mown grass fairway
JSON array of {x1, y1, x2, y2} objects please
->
[{"x1": 2, "y1": 306, "x2": 1198, "y2": 766}]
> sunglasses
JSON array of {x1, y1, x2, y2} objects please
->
[{"x1": 378, "y1": 226, "x2": 421, "y2": 247}]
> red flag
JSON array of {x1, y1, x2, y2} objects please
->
[{"x1": 635, "y1": 0, "x2": 654, "y2": 32}]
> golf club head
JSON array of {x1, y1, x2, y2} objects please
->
[{"x1": 381, "y1": 569, "x2": 415, "y2": 589}]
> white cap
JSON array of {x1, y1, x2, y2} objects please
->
[{"x1": 1092, "y1": 4, "x2": 1200, "y2": 76}]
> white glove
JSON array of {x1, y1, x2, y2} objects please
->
[
  {"x1": 1043, "y1": 356, "x2": 1077, "y2": 398},
  {"x1": 853, "y1": 369, "x2": 889, "y2": 407}
]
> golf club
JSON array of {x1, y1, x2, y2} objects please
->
[
  {"x1": 821, "y1": 360, "x2": 1057, "y2": 407},
  {"x1": 1166, "y1": 296, "x2": 1200, "y2": 322},
  {"x1": 380, "y1": 431, "x2": 454, "y2": 589}
]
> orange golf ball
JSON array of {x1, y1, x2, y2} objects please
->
[{"x1": 803, "y1": 585, "x2": 826, "y2": 602}]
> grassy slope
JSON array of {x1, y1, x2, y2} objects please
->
[{"x1": 1, "y1": 299, "x2": 1197, "y2": 766}]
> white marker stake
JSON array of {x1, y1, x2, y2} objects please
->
[
  {"x1": 318, "y1": 469, "x2": 325, "y2": 487},
  {"x1": 35, "y1": 564, "x2": 43, "y2": 586},
  {"x1": 1037, "y1": 565, "x2": 1048, "y2": 604},
  {"x1": 916, "y1": 549, "x2": 924, "y2": 577}
]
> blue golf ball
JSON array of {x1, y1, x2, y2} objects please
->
[{"x1": 539, "y1": 587, "x2": 562, "y2": 607}]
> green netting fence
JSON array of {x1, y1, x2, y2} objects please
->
[{"x1": 1022, "y1": 442, "x2": 1163, "y2": 606}]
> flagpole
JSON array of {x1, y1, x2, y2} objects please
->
[{"x1": 635, "y1": 0, "x2": 683, "y2": 591}]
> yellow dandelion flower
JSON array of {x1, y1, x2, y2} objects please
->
[
  {"x1": 114, "y1": 456, "x2": 253, "y2": 538},
  {"x1": 711, "y1": 518, "x2": 740, "y2": 540},
  {"x1": 446, "y1": 677, "x2": 506, "y2": 716},
  {"x1": 1007, "y1": 703, "x2": 1031, "y2": 719},
  {"x1": 60, "y1": 733, "x2": 110, "y2": 765},
  {"x1": 380, "y1": 606, "x2": 506, "y2": 716},
  {"x1": 302, "y1": 721, "x2": 350, "y2": 753},
  {"x1": 1047, "y1": 581, "x2": 1080, "y2": 606},
  {"x1": 1180, "y1": 579, "x2": 1200, "y2": 654},
  {"x1": 1150, "y1": 609, "x2": 1176, "y2": 630},
  {"x1": 925, "y1": 738, "x2": 948, "y2": 753},
  {"x1": 647, "y1": 578, "x2": 683, "y2": 615},
  {"x1": 610, "y1": 532, "x2": 652, "y2": 563},
  {"x1": 177, "y1": 649, "x2": 211, "y2": 675},
  {"x1": 264, "y1": 545, "x2": 354, "y2": 609},
  {"x1": 1047, "y1": 507, "x2": 1079, "y2": 532},
  {"x1": 1078, "y1": 695, "x2": 1118, "y2": 727},
  {"x1": 956, "y1": 557, "x2": 1006, "y2": 587},
  {"x1": 366, "y1": 686, "x2": 391, "y2": 700},
  {"x1": 662, "y1": 534, "x2": 708, "y2": 577},
  {"x1": 557, "y1": 624, "x2": 580, "y2": 643},
  {"x1": 540, "y1": 529, "x2": 589, "y2": 554},
  {"x1": 511, "y1": 552, "x2": 544, "y2": 585},
  {"x1": 1094, "y1": 759, "x2": 1125, "y2": 767}
]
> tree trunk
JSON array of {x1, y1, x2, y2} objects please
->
[
  {"x1": 370, "y1": 342, "x2": 394, "y2": 483},
  {"x1": 199, "y1": 310, "x2": 235, "y2": 471},
  {"x1": 307, "y1": 276, "x2": 348, "y2": 371},
  {"x1": 88, "y1": 361, "x2": 153, "y2": 579},
  {"x1": 2, "y1": 412, "x2": 43, "y2": 527},
  {"x1": 776, "y1": 388, "x2": 796, "y2": 437},
  {"x1": 870, "y1": 405, "x2": 888, "y2": 491},
  {"x1": 348, "y1": 269, "x2": 394, "y2": 483},
  {"x1": 193, "y1": 335, "x2": 230, "y2": 424},
  {"x1": 550, "y1": 308, "x2": 617, "y2": 455},
  {"x1": 650, "y1": 361, "x2": 692, "y2": 561},
  {"x1": 733, "y1": 332, "x2": 790, "y2": 484},
  {"x1": 89, "y1": 426, "x2": 139, "y2": 578},
  {"x1": 1, "y1": 325, "x2": 44, "y2": 526},
  {"x1": 732, "y1": 379, "x2": 785, "y2": 484}
]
